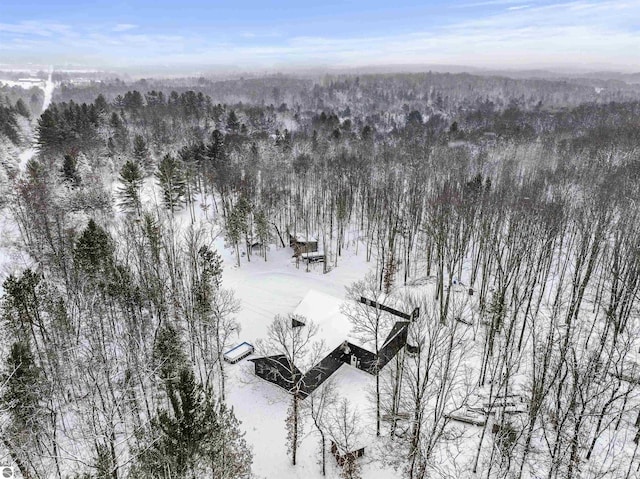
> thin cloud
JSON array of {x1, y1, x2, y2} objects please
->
[
  {"x1": 454, "y1": 0, "x2": 529, "y2": 8},
  {"x1": 113, "y1": 24, "x2": 138, "y2": 32},
  {"x1": 0, "y1": 21, "x2": 73, "y2": 37}
]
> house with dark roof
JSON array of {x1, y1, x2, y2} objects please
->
[
  {"x1": 251, "y1": 354, "x2": 302, "y2": 392},
  {"x1": 249, "y1": 290, "x2": 412, "y2": 399}
]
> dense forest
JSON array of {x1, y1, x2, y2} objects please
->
[{"x1": 1, "y1": 70, "x2": 640, "y2": 479}]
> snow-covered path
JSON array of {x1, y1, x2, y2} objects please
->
[
  {"x1": 42, "y1": 68, "x2": 54, "y2": 112},
  {"x1": 18, "y1": 146, "x2": 37, "y2": 170}
]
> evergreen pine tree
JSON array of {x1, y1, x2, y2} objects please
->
[
  {"x1": 14, "y1": 98, "x2": 30, "y2": 118},
  {"x1": 206, "y1": 129, "x2": 230, "y2": 205},
  {"x1": 282, "y1": 129, "x2": 292, "y2": 151},
  {"x1": 94, "y1": 94, "x2": 108, "y2": 113},
  {"x1": 94, "y1": 443, "x2": 115, "y2": 479},
  {"x1": 227, "y1": 199, "x2": 250, "y2": 267},
  {"x1": 118, "y1": 160, "x2": 143, "y2": 213},
  {"x1": 133, "y1": 134, "x2": 152, "y2": 172},
  {"x1": 2, "y1": 341, "x2": 45, "y2": 431},
  {"x1": 198, "y1": 245, "x2": 223, "y2": 294},
  {"x1": 383, "y1": 255, "x2": 397, "y2": 295},
  {"x1": 133, "y1": 364, "x2": 252, "y2": 478},
  {"x1": 74, "y1": 219, "x2": 115, "y2": 277},
  {"x1": 133, "y1": 368, "x2": 203, "y2": 477},
  {"x1": 1, "y1": 270, "x2": 44, "y2": 343},
  {"x1": 110, "y1": 112, "x2": 128, "y2": 153},
  {"x1": 226, "y1": 110, "x2": 240, "y2": 133},
  {"x1": 36, "y1": 107, "x2": 60, "y2": 156},
  {"x1": 208, "y1": 402, "x2": 253, "y2": 479},
  {"x1": 152, "y1": 324, "x2": 188, "y2": 395},
  {"x1": 227, "y1": 208, "x2": 243, "y2": 267},
  {"x1": 155, "y1": 154, "x2": 185, "y2": 213},
  {"x1": 61, "y1": 153, "x2": 80, "y2": 187}
]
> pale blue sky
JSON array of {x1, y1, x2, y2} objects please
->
[{"x1": 0, "y1": 0, "x2": 638, "y2": 71}]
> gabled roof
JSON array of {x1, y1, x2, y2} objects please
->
[
  {"x1": 291, "y1": 317, "x2": 306, "y2": 328},
  {"x1": 381, "y1": 321, "x2": 410, "y2": 350},
  {"x1": 292, "y1": 290, "x2": 362, "y2": 354},
  {"x1": 249, "y1": 354, "x2": 302, "y2": 375},
  {"x1": 252, "y1": 290, "x2": 411, "y2": 398},
  {"x1": 288, "y1": 232, "x2": 318, "y2": 243}
]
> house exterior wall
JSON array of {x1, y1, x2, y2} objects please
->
[
  {"x1": 331, "y1": 441, "x2": 365, "y2": 467},
  {"x1": 288, "y1": 233, "x2": 319, "y2": 255},
  {"x1": 293, "y1": 241, "x2": 318, "y2": 255},
  {"x1": 346, "y1": 343, "x2": 378, "y2": 373}
]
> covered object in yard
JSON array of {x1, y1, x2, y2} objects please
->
[{"x1": 223, "y1": 342, "x2": 255, "y2": 363}]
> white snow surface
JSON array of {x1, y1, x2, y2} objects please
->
[
  {"x1": 290, "y1": 289, "x2": 385, "y2": 361},
  {"x1": 42, "y1": 69, "x2": 54, "y2": 112},
  {"x1": 294, "y1": 290, "x2": 358, "y2": 348},
  {"x1": 113, "y1": 184, "x2": 400, "y2": 477},
  {"x1": 214, "y1": 239, "x2": 402, "y2": 478},
  {"x1": 18, "y1": 146, "x2": 37, "y2": 170},
  {"x1": 137, "y1": 191, "x2": 480, "y2": 479},
  {"x1": 0, "y1": 79, "x2": 46, "y2": 89}
]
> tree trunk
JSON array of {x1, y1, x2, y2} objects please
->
[
  {"x1": 293, "y1": 395, "x2": 299, "y2": 465},
  {"x1": 3, "y1": 437, "x2": 32, "y2": 479}
]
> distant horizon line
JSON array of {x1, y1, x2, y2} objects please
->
[{"x1": 1, "y1": 62, "x2": 639, "y2": 78}]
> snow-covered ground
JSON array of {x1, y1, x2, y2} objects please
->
[
  {"x1": 217, "y1": 241, "x2": 403, "y2": 478},
  {"x1": 0, "y1": 67, "x2": 53, "y2": 110},
  {"x1": 0, "y1": 66, "x2": 53, "y2": 109},
  {"x1": 0, "y1": 79, "x2": 46, "y2": 89},
  {"x1": 221, "y1": 247, "x2": 367, "y2": 345},
  {"x1": 0, "y1": 68, "x2": 55, "y2": 291},
  {"x1": 18, "y1": 146, "x2": 37, "y2": 170},
  {"x1": 111, "y1": 176, "x2": 486, "y2": 479},
  {"x1": 0, "y1": 211, "x2": 31, "y2": 285}
]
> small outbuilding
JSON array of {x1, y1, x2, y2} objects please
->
[
  {"x1": 288, "y1": 231, "x2": 318, "y2": 256},
  {"x1": 331, "y1": 441, "x2": 365, "y2": 467},
  {"x1": 223, "y1": 342, "x2": 254, "y2": 363}
]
